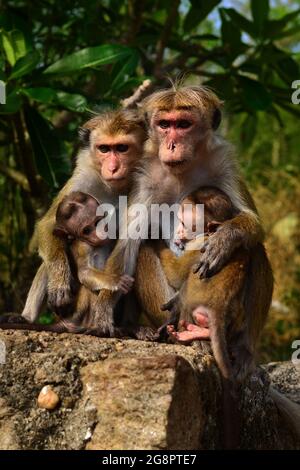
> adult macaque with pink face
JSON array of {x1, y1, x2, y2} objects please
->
[{"x1": 20, "y1": 109, "x2": 147, "y2": 326}]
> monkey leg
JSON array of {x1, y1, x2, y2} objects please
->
[
  {"x1": 167, "y1": 312, "x2": 211, "y2": 343},
  {"x1": 21, "y1": 263, "x2": 48, "y2": 322},
  {"x1": 135, "y1": 244, "x2": 175, "y2": 328}
]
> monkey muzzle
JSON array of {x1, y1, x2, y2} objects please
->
[{"x1": 167, "y1": 140, "x2": 176, "y2": 151}]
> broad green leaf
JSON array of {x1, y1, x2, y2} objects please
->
[
  {"x1": 22, "y1": 87, "x2": 57, "y2": 103},
  {"x1": 44, "y1": 44, "x2": 134, "y2": 75},
  {"x1": 0, "y1": 11, "x2": 33, "y2": 51},
  {"x1": 0, "y1": 90, "x2": 22, "y2": 114},
  {"x1": 1, "y1": 32, "x2": 16, "y2": 66},
  {"x1": 264, "y1": 9, "x2": 300, "y2": 38},
  {"x1": 22, "y1": 87, "x2": 87, "y2": 112},
  {"x1": 184, "y1": 0, "x2": 221, "y2": 33},
  {"x1": 2, "y1": 29, "x2": 27, "y2": 66},
  {"x1": 24, "y1": 107, "x2": 71, "y2": 188},
  {"x1": 219, "y1": 9, "x2": 244, "y2": 61},
  {"x1": 110, "y1": 50, "x2": 139, "y2": 91},
  {"x1": 55, "y1": 91, "x2": 87, "y2": 112},
  {"x1": 251, "y1": 0, "x2": 269, "y2": 36},
  {"x1": 9, "y1": 51, "x2": 40, "y2": 80},
  {"x1": 223, "y1": 8, "x2": 256, "y2": 38},
  {"x1": 241, "y1": 114, "x2": 257, "y2": 147},
  {"x1": 239, "y1": 77, "x2": 272, "y2": 111}
]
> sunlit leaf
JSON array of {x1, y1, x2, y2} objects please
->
[
  {"x1": 44, "y1": 44, "x2": 135, "y2": 75},
  {"x1": 22, "y1": 87, "x2": 87, "y2": 112}
]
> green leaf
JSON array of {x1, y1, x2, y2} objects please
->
[
  {"x1": 44, "y1": 44, "x2": 135, "y2": 75},
  {"x1": 110, "y1": 50, "x2": 139, "y2": 91},
  {"x1": 184, "y1": 0, "x2": 221, "y2": 33},
  {"x1": 24, "y1": 107, "x2": 71, "y2": 188},
  {"x1": 9, "y1": 51, "x2": 40, "y2": 80},
  {"x1": 22, "y1": 87, "x2": 87, "y2": 112},
  {"x1": 0, "y1": 90, "x2": 22, "y2": 114},
  {"x1": 55, "y1": 91, "x2": 87, "y2": 112},
  {"x1": 250, "y1": 0, "x2": 269, "y2": 36},
  {"x1": 276, "y1": 100, "x2": 300, "y2": 118},
  {"x1": 239, "y1": 76, "x2": 272, "y2": 111},
  {"x1": 1, "y1": 32, "x2": 16, "y2": 66},
  {"x1": 241, "y1": 114, "x2": 257, "y2": 147},
  {"x1": 223, "y1": 8, "x2": 256, "y2": 38},
  {"x1": 22, "y1": 87, "x2": 57, "y2": 103},
  {"x1": 264, "y1": 9, "x2": 300, "y2": 38},
  {"x1": 219, "y1": 8, "x2": 244, "y2": 61},
  {"x1": 1, "y1": 30, "x2": 27, "y2": 66}
]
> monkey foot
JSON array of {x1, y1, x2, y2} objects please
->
[
  {"x1": 167, "y1": 322, "x2": 210, "y2": 344},
  {"x1": 0, "y1": 313, "x2": 30, "y2": 324}
]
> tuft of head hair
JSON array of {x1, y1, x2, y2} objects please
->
[
  {"x1": 141, "y1": 85, "x2": 223, "y2": 129},
  {"x1": 79, "y1": 108, "x2": 146, "y2": 145},
  {"x1": 56, "y1": 192, "x2": 96, "y2": 224},
  {"x1": 187, "y1": 187, "x2": 235, "y2": 222}
]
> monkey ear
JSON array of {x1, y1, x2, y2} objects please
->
[
  {"x1": 212, "y1": 108, "x2": 222, "y2": 130},
  {"x1": 78, "y1": 127, "x2": 90, "y2": 146},
  {"x1": 53, "y1": 226, "x2": 68, "y2": 240}
]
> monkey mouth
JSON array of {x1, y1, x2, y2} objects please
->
[{"x1": 164, "y1": 160, "x2": 187, "y2": 168}]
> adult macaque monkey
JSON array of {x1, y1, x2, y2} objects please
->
[
  {"x1": 22, "y1": 109, "x2": 147, "y2": 326},
  {"x1": 95, "y1": 85, "x2": 265, "y2": 326}
]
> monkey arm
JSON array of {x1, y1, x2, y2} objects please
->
[
  {"x1": 35, "y1": 178, "x2": 76, "y2": 311},
  {"x1": 195, "y1": 178, "x2": 264, "y2": 279},
  {"x1": 158, "y1": 241, "x2": 200, "y2": 290},
  {"x1": 21, "y1": 263, "x2": 48, "y2": 322},
  {"x1": 72, "y1": 241, "x2": 133, "y2": 294}
]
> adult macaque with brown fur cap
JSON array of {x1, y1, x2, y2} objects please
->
[
  {"x1": 95, "y1": 85, "x2": 266, "y2": 329},
  {"x1": 22, "y1": 109, "x2": 147, "y2": 328}
]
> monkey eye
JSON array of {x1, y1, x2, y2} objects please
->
[
  {"x1": 177, "y1": 120, "x2": 192, "y2": 129},
  {"x1": 97, "y1": 145, "x2": 110, "y2": 153},
  {"x1": 82, "y1": 226, "x2": 93, "y2": 236},
  {"x1": 116, "y1": 144, "x2": 129, "y2": 153},
  {"x1": 158, "y1": 120, "x2": 170, "y2": 129}
]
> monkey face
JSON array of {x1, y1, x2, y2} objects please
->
[
  {"x1": 91, "y1": 132, "x2": 142, "y2": 191},
  {"x1": 151, "y1": 109, "x2": 209, "y2": 172},
  {"x1": 174, "y1": 202, "x2": 204, "y2": 247}
]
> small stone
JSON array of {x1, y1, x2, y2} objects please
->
[{"x1": 37, "y1": 386, "x2": 60, "y2": 410}]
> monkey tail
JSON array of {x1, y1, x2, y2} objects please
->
[
  {"x1": 269, "y1": 386, "x2": 300, "y2": 440},
  {"x1": 207, "y1": 307, "x2": 241, "y2": 449}
]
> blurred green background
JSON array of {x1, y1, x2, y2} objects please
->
[{"x1": 0, "y1": 0, "x2": 299, "y2": 361}]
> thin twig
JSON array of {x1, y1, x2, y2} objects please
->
[
  {"x1": 121, "y1": 79, "x2": 153, "y2": 108},
  {"x1": 0, "y1": 162, "x2": 30, "y2": 192}
]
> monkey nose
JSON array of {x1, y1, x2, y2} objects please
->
[{"x1": 167, "y1": 140, "x2": 176, "y2": 151}]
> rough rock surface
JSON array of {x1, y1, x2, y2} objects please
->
[{"x1": 0, "y1": 330, "x2": 299, "y2": 450}]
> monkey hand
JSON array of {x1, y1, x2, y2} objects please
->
[
  {"x1": 194, "y1": 226, "x2": 239, "y2": 278},
  {"x1": 47, "y1": 261, "x2": 77, "y2": 315},
  {"x1": 0, "y1": 313, "x2": 30, "y2": 324},
  {"x1": 116, "y1": 275, "x2": 135, "y2": 294}
]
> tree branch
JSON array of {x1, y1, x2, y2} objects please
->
[
  {"x1": 0, "y1": 162, "x2": 30, "y2": 192},
  {"x1": 121, "y1": 79, "x2": 153, "y2": 108}
]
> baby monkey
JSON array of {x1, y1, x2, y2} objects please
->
[
  {"x1": 158, "y1": 187, "x2": 249, "y2": 380},
  {"x1": 157, "y1": 187, "x2": 252, "y2": 448},
  {"x1": 52, "y1": 191, "x2": 134, "y2": 331}
]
